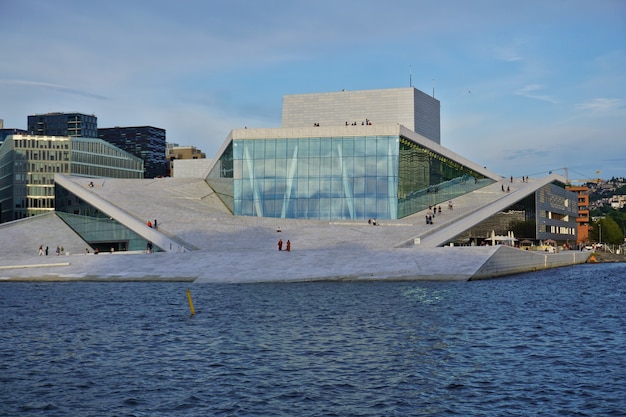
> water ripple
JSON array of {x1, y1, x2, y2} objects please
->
[{"x1": 1, "y1": 265, "x2": 625, "y2": 416}]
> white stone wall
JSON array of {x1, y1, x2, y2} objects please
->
[
  {"x1": 282, "y1": 88, "x2": 440, "y2": 143},
  {"x1": 173, "y1": 159, "x2": 213, "y2": 178}
]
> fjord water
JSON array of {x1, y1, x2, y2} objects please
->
[{"x1": 1, "y1": 264, "x2": 624, "y2": 416}]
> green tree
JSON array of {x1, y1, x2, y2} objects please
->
[
  {"x1": 608, "y1": 211, "x2": 626, "y2": 238},
  {"x1": 589, "y1": 217, "x2": 624, "y2": 244}
]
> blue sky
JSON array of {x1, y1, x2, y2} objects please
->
[{"x1": 1, "y1": 0, "x2": 625, "y2": 180}]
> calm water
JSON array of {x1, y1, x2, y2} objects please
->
[{"x1": 1, "y1": 264, "x2": 625, "y2": 417}]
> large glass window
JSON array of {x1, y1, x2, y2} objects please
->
[
  {"x1": 217, "y1": 136, "x2": 399, "y2": 220},
  {"x1": 397, "y1": 138, "x2": 494, "y2": 218},
  {"x1": 55, "y1": 184, "x2": 153, "y2": 252},
  {"x1": 208, "y1": 134, "x2": 493, "y2": 220}
]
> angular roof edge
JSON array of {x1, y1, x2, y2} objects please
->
[
  {"x1": 398, "y1": 126, "x2": 501, "y2": 182},
  {"x1": 212, "y1": 124, "x2": 501, "y2": 182}
]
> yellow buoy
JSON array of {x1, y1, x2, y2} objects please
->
[{"x1": 186, "y1": 289, "x2": 195, "y2": 316}]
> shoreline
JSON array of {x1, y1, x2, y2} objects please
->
[{"x1": 591, "y1": 252, "x2": 626, "y2": 263}]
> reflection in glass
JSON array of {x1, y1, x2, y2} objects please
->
[{"x1": 208, "y1": 135, "x2": 493, "y2": 220}]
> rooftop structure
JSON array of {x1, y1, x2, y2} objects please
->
[
  {"x1": 282, "y1": 87, "x2": 440, "y2": 143},
  {"x1": 171, "y1": 159, "x2": 213, "y2": 179}
]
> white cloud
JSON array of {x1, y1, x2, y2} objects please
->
[
  {"x1": 514, "y1": 84, "x2": 558, "y2": 103},
  {"x1": 576, "y1": 98, "x2": 624, "y2": 113},
  {"x1": 493, "y1": 38, "x2": 529, "y2": 63}
]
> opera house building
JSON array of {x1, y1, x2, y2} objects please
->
[{"x1": 0, "y1": 87, "x2": 588, "y2": 282}]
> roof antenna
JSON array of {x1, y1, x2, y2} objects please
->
[
  {"x1": 432, "y1": 78, "x2": 435, "y2": 98},
  {"x1": 409, "y1": 65, "x2": 412, "y2": 87}
]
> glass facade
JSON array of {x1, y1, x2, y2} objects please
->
[
  {"x1": 55, "y1": 183, "x2": 154, "y2": 252},
  {"x1": 98, "y1": 126, "x2": 167, "y2": 178},
  {"x1": 207, "y1": 134, "x2": 494, "y2": 220},
  {"x1": 397, "y1": 138, "x2": 492, "y2": 217},
  {"x1": 27, "y1": 113, "x2": 98, "y2": 138},
  {"x1": 0, "y1": 135, "x2": 143, "y2": 223},
  {"x1": 71, "y1": 138, "x2": 146, "y2": 178},
  {"x1": 536, "y1": 183, "x2": 579, "y2": 241}
]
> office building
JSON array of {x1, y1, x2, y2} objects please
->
[
  {"x1": 0, "y1": 128, "x2": 28, "y2": 144},
  {"x1": 0, "y1": 135, "x2": 143, "y2": 223},
  {"x1": 27, "y1": 112, "x2": 98, "y2": 138},
  {"x1": 99, "y1": 126, "x2": 167, "y2": 178}
]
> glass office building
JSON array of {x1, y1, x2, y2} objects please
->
[
  {"x1": 98, "y1": 126, "x2": 167, "y2": 178},
  {"x1": 0, "y1": 135, "x2": 143, "y2": 222},
  {"x1": 207, "y1": 126, "x2": 495, "y2": 220},
  {"x1": 27, "y1": 112, "x2": 98, "y2": 138}
]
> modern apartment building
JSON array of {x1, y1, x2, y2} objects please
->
[
  {"x1": 0, "y1": 134, "x2": 143, "y2": 223},
  {"x1": 566, "y1": 184, "x2": 590, "y2": 244},
  {"x1": 98, "y1": 126, "x2": 167, "y2": 178},
  {"x1": 27, "y1": 112, "x2": 98, "y2": 138}
]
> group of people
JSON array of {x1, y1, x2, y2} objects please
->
[
  {"x1": 277, "y1": 238, "x2": 291, "y2": 252},
  {"x1": 426, "y1": 204, "x2": 444, "y2": 225},
  {"x1": 344, "y1": 119, "x2": 373, "y2": 126},
  {"x1": 38, "y1": 245, "x2": 64, "y2": 256},
  {"x1": 145, "y1": 219, "x2": 157, "y2": 253}
]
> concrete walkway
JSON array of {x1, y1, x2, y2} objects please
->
[{"x1": 0, "y1": 174, "x2": 590, "y2": 282}]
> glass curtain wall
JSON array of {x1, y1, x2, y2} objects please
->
[
  {"x1": 70, "y1": 139, "x2": 144, "y2": 178},
  {"x1": 55, "y1": 183, "x2": 153, "y2": 252},
  {"x1": 397, "y1": 138, "x2": 494, "y2": 217},
  {"x1": 207, "y1": 135, "x2": 494, "y2": 220},
  {"x1": 206, "y1": 142, "x2": 234, "y2": 212},
  {"x1": 221, "y1": 136, "x2": 399, "y2": 220}
]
